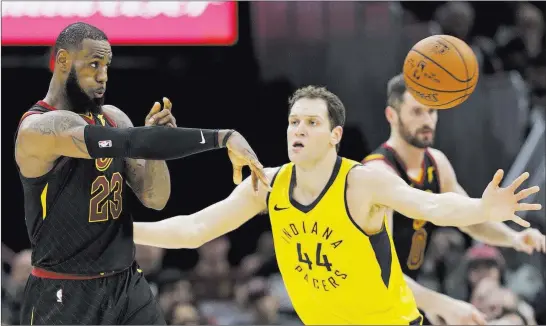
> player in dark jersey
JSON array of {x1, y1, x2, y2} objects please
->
[
  {"x1": 14, "y1": 22, "x2": 270, "y2": 325},
  {"x1": 363, "y1": 74, "x2": 545, "y2": 325}
]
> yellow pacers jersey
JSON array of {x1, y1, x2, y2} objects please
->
[{"x1": 268, "y1": 157, "x2": 421, "y2": 325}]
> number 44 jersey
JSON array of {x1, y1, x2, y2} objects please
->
[
  {"x1": 16, "y1": 101, "x2": 134, "y2": 276},
  {"x1": 267, "y1": 157, "x2": 421, "y2": 325}
]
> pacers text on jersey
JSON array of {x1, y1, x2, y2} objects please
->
[{"x1": 280, "y1": 220, "x2": 348, "y2": 292}]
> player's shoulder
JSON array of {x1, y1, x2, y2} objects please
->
[
  {"x1": 101, "y1": 105, "x2": 133, "y2": 128},
  {"x1": 347, "y1": 164, "x2": 387, "y2": 187},
  {"x1": 426, "y1": 147, "x2": 451, "y2": 169},
  {"x1": 18, "y1": 109, "x2": 82, "y2": 131}
]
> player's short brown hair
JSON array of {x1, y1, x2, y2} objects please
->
[
  {"x1": 288, "y1": 85, "x2": 346, "y2": 130},
  {"x1": 386, "y1": 74, "x2": 407, "y2": 111},
  {"x1": 288, "y1": 85, "x2": 346, "y2": 151}
]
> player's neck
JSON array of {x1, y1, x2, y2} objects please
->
[
  {"x1": 294, "y1": 150, "x2": 338, "y2": 197},
  {"x1": 43, "y1": 75, "x2": 72, "y2": 111},
  {"x1": 386, "y1": 137, "x2": 426, "y2": 170}
]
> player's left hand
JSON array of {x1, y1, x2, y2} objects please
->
[
  {"x1": 512, "y1": 228, "x2": 546, "y2": 254},
  {"x1": 145, "y1": 97, "x2": 177, "y2": 128}
]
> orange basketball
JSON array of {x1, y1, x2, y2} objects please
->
[{"x1": 403, "y1": 35, "x2": 479, "y2": 109}]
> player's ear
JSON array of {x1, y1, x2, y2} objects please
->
[
  {"x1": 385, "y1": 106, "x2": 397, "y2": 124},
  {"x1": 331, "y1": 126, "x2": 343, "y2": 147},
  {"x1": 56, "y1": 49, "x2": 71, "y2": 73}
]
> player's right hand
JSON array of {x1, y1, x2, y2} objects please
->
[
  {"x1": 426, "y1": 298, "x2": 487, "y2": 325},
  {"x1": 223, "y1": 131, "x2": 271, "y2": 193},
  {"x1": 480, "y1": 170, "x2": 542, "y2": 227}
]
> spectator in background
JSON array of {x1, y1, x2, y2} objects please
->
[
  {"x1": 471, "y1": 278, "x2": 537, "y2": 325},
  {"x1": 237, "y1": 231, "x2": 276, "y2": 280},
  {"x1": 430, "y1": 1, "x2": 504, "y2": 75},
  {"x1": 168, "y1": 302, "x2": 209, "y2": 325},
  {"x1": 495, "y1": 3, "x2": 545, "y2": 76},
  {"x1": 156, "y1": 270, "x2": 195, "y2": 315},
  {"x1": 191, "y1": 236, "x2": 233, "y2": 301},
  {"x1": 527, "y1": 51, "x2": 546, "y2": 113},
  {"x1": 135, "y1": 244, "x2": 166, "y2": 296},
  {"x1": 4, "y1": 249, "x2": 32, "y2": 325}
]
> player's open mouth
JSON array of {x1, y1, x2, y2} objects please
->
[{"x1": 292, "y1": 141, "x2": 304, "y2": 148}]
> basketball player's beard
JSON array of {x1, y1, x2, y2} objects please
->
[
  {"x1": 65, "y1": 67, "x2": 104, "y2": 115},
  {"x1": 398, "y1": 118, "x2": 434, "y2": 149}
]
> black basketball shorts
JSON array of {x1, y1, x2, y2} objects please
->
[{"x1": 19, "y1": 262, "x2": 165, "y2": 325}]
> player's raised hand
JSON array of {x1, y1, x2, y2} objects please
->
[
  {"x1": 223, "y1": 131, "x2": 270, "y2": 193},
  {"x1": 145, "y1": 97, "x2": 177, "y2": 128},
  {"x1": 481, "y1": 170, "x2": 542, "y2": 228}
]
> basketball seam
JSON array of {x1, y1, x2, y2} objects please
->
[
  {"x1": 437, "y1": 36, "x2": 471, "y2": 105},
  {"x1": 427, "y1": 94, "x2": 469, "y2": 108},
  {"x1": 411, "y1": 49, "x2": 473, "y2": 83},
  {"x1": 403, "y1": 73, "x2": 475, "y2": 93}
]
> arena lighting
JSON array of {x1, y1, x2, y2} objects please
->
[{"x1": 2, "y1": 1, "x2": 238, "y2": 46}]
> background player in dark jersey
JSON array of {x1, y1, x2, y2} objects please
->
[
  {"x1": 14, "y1": 22, "x2": 269, "y2": 325},
  {"x1": 363, "y1": 74, "x2": 546, "y2": 325}
]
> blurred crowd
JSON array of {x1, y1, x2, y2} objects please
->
[
  {"x1": 2, "y1": 228, "x2": 545, "y2": 325},
  {"x1": 402, "y1": 1, "x2": 546, "y2": 118},
  {"x1": 2, "y1": 1, "x2": 545, "y2": 325}
]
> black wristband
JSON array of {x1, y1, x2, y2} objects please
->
[
  {"x1": 84, "y1": 125, "x2": 222, "y2": 160},
  {"x1": 222, "y1": 130, "x2": 236, "y2": 148}
]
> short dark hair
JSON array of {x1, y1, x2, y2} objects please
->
[
  {"x1": 386, "y1": 74, "x2": 407, "y2": 111},
  {"x1": 54, "y1": 22, "x2": 108, "y2": 55},
  {"x1": 288, "y1": 85, "x2": 346, "y2": 130}
]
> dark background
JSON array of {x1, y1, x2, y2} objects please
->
[{"x1": 2, "y1": 1, "x2": 545, "y2": 269}]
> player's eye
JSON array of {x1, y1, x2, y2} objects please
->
[
  {"x1": 309, "y1": 120, "x2": 317, "y2": 126},
  {"x1": 90, "y1": 62, "x2": 99, "y2": 69}
]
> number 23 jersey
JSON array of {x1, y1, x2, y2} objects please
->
[
  {"x1": 267, "y1": 157, "x2": 420, "y2": 325},
  {"x1": 17, "y1": 101, "x2": 134, "y2": 276}
]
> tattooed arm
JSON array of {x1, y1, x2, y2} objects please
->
[
  {"x1": 15, "y1": 110, "x2": 93, "y2": 178},
  {"x1": 102, "y1": 105, "x2": 170, "y2": 210}
]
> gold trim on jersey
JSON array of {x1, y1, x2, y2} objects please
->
[{"x1": 40, "y1": 183, "x2": 48, "y2": 220}]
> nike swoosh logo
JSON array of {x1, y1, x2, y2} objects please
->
[
  {"x1": 200, "y1": 130, "x2": 205, "y2": 144},
  {"x1": 274, "y1": 204, "x2": 289, "y2": 211}
]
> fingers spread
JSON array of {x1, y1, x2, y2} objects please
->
[
  {"x1": 516, "y1": 186, "x2": 540, "y2": 201},
  {"x1": 511, "y1": 215, "x2": 531, "y2": 228},
  {"x1": 515, "y1": 203, "x2": 542, "y2": 211},
  {"x1": 490, "y1": 169, "x2": 504, "y2": 188},
  {"x1": 508, "y1": 172, "x2": 530, "y2": 192}
]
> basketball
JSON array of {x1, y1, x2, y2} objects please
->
[{"x1": 403, "y1": 35, "x2": 479, "y2": 109}]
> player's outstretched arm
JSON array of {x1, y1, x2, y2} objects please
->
[
  {"x1": 431, "y1": 149, "x2": 546, "y2": 253},
  {"x1": 133, "y1": 168, "x2": 277, "y2": 249},
  {"x1": 16, "y1": 110, "x2": 269, "y2": 189},
  {"x1": 357, "y1": 165, "x2": 541, "y2": 227}
]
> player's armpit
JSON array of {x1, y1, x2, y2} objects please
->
[
  {"x1": 133, "y1": 167, "x2": 278, "y2": 249},
  {"x1": 355, "y1": 165, "x2": 487, "y2": 227}
]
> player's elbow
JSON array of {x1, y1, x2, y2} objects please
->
[
  {"x1": 139, "y1": 195, "x2": 169, "y2": 211},
  {"x1": 142, "y1": 199, "x2": 167, "y2": 211}
]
